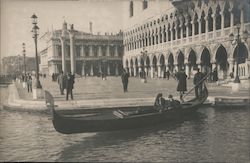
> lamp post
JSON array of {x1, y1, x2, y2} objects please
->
[
  {"x1": 22, "y1": 43, "x2": 26, "y2": 76},
  {"x1": 229, "y1": 24, "x2": 249, "y2": 83},
  {"x1": 31, "y1": 13, "x2": 42, "y2": 89}
]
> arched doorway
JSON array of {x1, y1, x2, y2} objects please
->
[
  {"x1": 177, "y1": 51, "x2": 184, "y2": 71},
  {"x1": 188, "y1": 49, "x2": 197, "y2": 78},
  {"x1": 159, "y1": 54, "x2": 165, "y2": 78},
  {"x1": 135, "y1": 58, "x2": 139, "y2": 77},
  {"x1": 233, "y1": 43, "x2": 249, "y2": 77},
  {"x1": 152, "y1": 55, "x2": 157, "y2": 78},
  {"x1": 215, "y1": 46, "x2": 228, "y2": 79},
  {"x1": 146, "y1": 56, "x2": 150, "y2": 77},
  {"x1": 168, "y1": 53, "x2": 174, "y2": 72},
  {"x1": 130, "y1": 59, "x2": 134, "y2": 76},
  {"x1": 201, "y1": 48, "x2": 211, "y2": 76}
]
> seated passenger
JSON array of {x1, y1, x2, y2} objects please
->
[
  {"x1": 165, "y1": 94, "x2": 181, "y2": 109},
  {"x1": 154, "y1": 93, "x2": 165, "y2": 111}
]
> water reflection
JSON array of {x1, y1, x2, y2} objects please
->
[{"x1": 57, "y1": 112, "x2": 206, "y2": 162}]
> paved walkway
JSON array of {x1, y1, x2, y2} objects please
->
[{"x1": 9, "y1": 76, "x2": 248, "y2": 110}]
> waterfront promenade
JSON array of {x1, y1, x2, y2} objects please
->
[{"x1": 4, "y1": 76, "x2": 250, "y2": 111}]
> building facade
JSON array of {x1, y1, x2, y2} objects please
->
[
  {"x1": 123, "y1": 0, "x2": 250, "y2": 80},
  {"x1": 39, "y1": 22, "x2": 124, "y2": 76}
]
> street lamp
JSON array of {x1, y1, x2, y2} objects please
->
[
  {"x1": 22, "y1": 43, "x2": 26, "y2": 76},
  {"x1": 229, "y1": 24, "x2": 249, "y2": 83},
  {"x1": 31, "y1": 13, "x2": 42, "y2": 88}
]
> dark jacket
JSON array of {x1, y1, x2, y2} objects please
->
[
  {"x1": 176, "y1": 71, "x2": 187, "y2": 92},
  {"x1": 121, "y1": 72, "x2": 129, "y2": 83},
  {"x1": 194, "y1": 72, "x2": 204, "y2": 85},
  {"x1": 66, "y1": 74, "x2": 74, "y2": 90}
]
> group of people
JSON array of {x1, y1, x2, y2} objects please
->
[
  {"x1": 154, "y1": 93, "x2": 181, "y2": 112},
  {"x1": 57, "y1": 71, "x2": 75, "y2": 100}
]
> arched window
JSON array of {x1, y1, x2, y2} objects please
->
[
  {"x1": 208, "y1": 8, "x2": 213, "y2": 32},
  {"x1": 216, "y1": 5, "x2": 221, "y2": 30},
  {"x1": 201, "y1": 11, "x2": 206, "y2": 33}
]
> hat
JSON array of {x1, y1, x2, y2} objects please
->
[{"x1": 168, "y1": 94, "x2": 173, "y2": 98}]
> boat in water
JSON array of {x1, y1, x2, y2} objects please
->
[{"x1": 45, "y1": 84, "x2": 208, "y2": 134}]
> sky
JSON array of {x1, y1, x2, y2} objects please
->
[{"x1": 0, "y1": 0, "x2": 124, "y2": 59}]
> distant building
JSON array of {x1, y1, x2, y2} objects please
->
[
  {"x1": 39, "y1": 21, "x2": 124, "y2": 76},
  {"x1": 123, "y1": 0, "x2": 250, "y2": 80},
  {"x1": 2, "y1": 56, "x2": 36, "y2": 75}
]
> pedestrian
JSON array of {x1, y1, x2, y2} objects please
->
[
  {"x1": 212, "y1": 68, "x2": 218, "y2": 82},
  {"x1": 27, "y1": 74, "x2": 32, "y2": 93},
  {"x1": 121, "y1": 69, "x2": 129, "y2": 92},
  {"x1": 66, "y1": 72, "x2": 75, "y2": 100},
  {"x1": 166, "y1": 70, "x2": 170, "y2": 80},
  {"x1": 57, "y1": 71, "x2": 66, "y2": 95},
  {"x1": 176, "y1": 68, "x2": 187, "y2": 101},
  {"x1": 193, "y1": 68, "x2": 204, "y2": 99}
]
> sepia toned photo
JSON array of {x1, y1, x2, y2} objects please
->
[{"x1": 0, "y1": 0, "x2": 249, "y2": 162}]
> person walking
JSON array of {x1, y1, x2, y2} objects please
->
[
  {"x1": 193, "y1": 68, "x2": 204, "y2": 99},
  {"x1": 176, "y1": 68, "x2": 187, "y2": 101},
  {"x1": 57, "y1": 71, "x2": 66, "y2": 95},
  {"x1": 166, "y1": 70, "x2": 170, "y2": 80},
  {"x1": 27, "y1": 74, "x2": 32, "y2": 93},
  {"x1": 66, "y1": 72, "x2": 75, "y2": 100},
  {"x1": 121, "y1": 69, "x2": 129, "y2": 92}
]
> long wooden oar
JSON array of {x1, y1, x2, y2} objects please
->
[{"x1": 182, "y1": 72, "x2": 211, "y2": 99}]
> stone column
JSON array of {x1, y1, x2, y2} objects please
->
[
  {"x1": 98, "y1": 62, "x2": 102, "y2": 73},
  {"x1": 212, "y1": 14, "x2": 216, "y2": 33},
  {"x1": 115, "y1": 64, "x2": 119, "y2": 76},
  {"x1": 69, "y1": 34, "x2": 76, "y2": 74},
  {"x1": 171, "y1": 28, "x2": 174, "y2": 41},
  {"x1": 185, "y1": 23, "x2": 189, "y2": 37},
  {"x1": 157, "y1": 64, "x2": 161, "y2": 78},
  {"x1": 220, "y1": 11, "x2": 225, "y2": 35},
  {"x1": 191, "y1": 21, "x2": 195, "y2": 37},
  {"x1": 198, "y1": 19, "x2": 202, "y2": 35},
  {"x1": 212, "y1": 62, "x2": 217, "y2": 71},
  {"x1": 90, "y1": 63, "x2": 93, "y2": 76},
  {"x1": 185, "y1": 64, "x2": 190, "y2": 78},
  {"x1": 230, "y1": 9, "x2": 234, "y2": 32},
  {"x1": 133, "y1": 66, "x2": 137, "y2": 77},
  {"x1": 60, "y1": 37, "x2": 66, "y2": 73},
  {"x1": 89, "y1": 45, "x2": 93, "y2": 57},
  {"x1": 180, "y1": 25, "x2": 183, "y2": 39},
  {"x1": 150, "y1": 65, "x2": 154, "y2": 78},
  {"x1": 81, "y1": 45, "x2": 85, "y2": 57},
  {"x1": 98, "y1": 45, "x2": 102, "y2": 57},
  {"x1": 129, "y1": 67, "x2": 132, "y2": 76},
  {"x1": 205, "y1": 16, "x2": 209, "y2": 39},
  {"x1": 115, "y1": 46, "x2": 119, "y2": 57},
  {"x1": 227, "y1": 58, "x2": 234, "y2": 77},
  {"x1": 175, "y1": 27, "x2": 178, "y2": 40},
  {"x1": 161, "y1": 30, "x2": 164, "y2": 43},
  {"x1": 106, "y1": 45, "x2": 110, "y2": 56},
  {"x1": 81, "y1": 62, "x2": 85, "y2": 76},
  {"x1": 107, "y1": 63, "x2": 110, "y2": 75},
  {"x1": 145, "y1": 66, "x2": 148, "y2": 77}
]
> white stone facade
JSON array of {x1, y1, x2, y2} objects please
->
[
  {"x1": 123, "y1": 0, "x2": 250, "y2": 80},
  {"x1": 39, "y1": 22, "x2": 123, "y2": 76}
]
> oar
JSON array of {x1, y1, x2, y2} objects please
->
[{"x1": 182, "y1": 72, "x2": 211, "y2": 99}]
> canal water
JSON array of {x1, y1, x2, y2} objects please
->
[{"x1": 0, "y1": 86, "x2": 249, "y2": 162}]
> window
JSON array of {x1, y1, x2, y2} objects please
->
[
  {"x1": 142, "y1": 0, "x2": 148, "y2": 10},
  {"x1": 129, "y1": 1, "x2": 134, "y2": 17}
]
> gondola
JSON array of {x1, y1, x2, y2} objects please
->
[{"x1": 45, "y1": 84, "x2": 208, "y2": 134}]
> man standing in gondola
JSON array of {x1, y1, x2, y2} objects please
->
[
  {"x1": 176, "y1": 68, "x2": 187, "y2": 102},
  {"x1": 193, "y1": 68, "x2": 204, "y2": 99}
]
